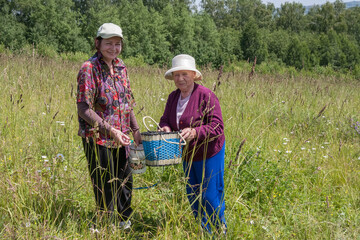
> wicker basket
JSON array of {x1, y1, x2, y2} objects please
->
[
  {"x1": 129, "y1": 143, "x2": 146, "y2": 174},
  {"x1": 141, "y1": 116, "x2": 186, "y2": 166}
]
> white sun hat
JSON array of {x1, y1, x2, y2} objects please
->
[
  {"x1": 96, "y1": 23, "x2": 123, "y2": 39},
  {"x1": 165, "y1": 54, "x2": 202, "y2": 81}
]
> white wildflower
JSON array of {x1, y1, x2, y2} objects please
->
[
  {"x1": 90, "y1": 228, "x2": 100, "y2": 234},
  {"x1": 301, "y1": 147, "x2": 306, "y2": 150},
  {"x1": 160, "y1": 98, "x2": 165, "y2": 101},
  {"x1": 286, "y1": 150, "x2": 292, "y2": 153},
  {"x1": 56, "y1": 153, "x2": 65, "y2": 161}
]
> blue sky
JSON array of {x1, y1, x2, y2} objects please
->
[{"x1": 261, "y1": 0, "x2": 353, "y2": 8}]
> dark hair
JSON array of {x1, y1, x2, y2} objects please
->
[{"x1": 94, "y1": 36, "x2": 124, "y2": 52}]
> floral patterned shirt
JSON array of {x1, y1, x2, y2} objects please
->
[{"x1": 77, "y1": 52, "x2": 136, "y2": 147}]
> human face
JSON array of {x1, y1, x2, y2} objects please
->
[
  {"x1": 173, "y1": 70, "x2": 196, "y2": 93},
  {"x1": 96, "y1": 36, "x2": 122, "y2": 64}
]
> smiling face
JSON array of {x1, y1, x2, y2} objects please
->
[
  {"x1": 96, "y1": 36, "x2": 122, "y2": 64},
  {"x1": 173, "y1": 70, "x2": 196, "y2": 94}
]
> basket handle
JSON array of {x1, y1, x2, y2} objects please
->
[{"x1": 142, "y1": 116, "x2": 187, "y2": 146}]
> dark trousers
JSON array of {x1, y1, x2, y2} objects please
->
[{"x1": 82, "y1": 138, "x2": 133, "y2": 221}]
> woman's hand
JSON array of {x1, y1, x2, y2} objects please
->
[
  {"x1": 180, "y1": 128, "x2": 197, "y2": 142},
  {"x1": 159, "y1": 126, "x2": 171, "y2": 132},
  {"x1": 111, "y1": 128, "x2": 131, "y2": 147}
]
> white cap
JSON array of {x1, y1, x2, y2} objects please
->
[{"x1": 96, "y1": 23, "x2": 123, "y2": 39}]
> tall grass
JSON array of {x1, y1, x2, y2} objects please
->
[{"x1": 0, "y1": 54, "x2": 359, "y2": 239}]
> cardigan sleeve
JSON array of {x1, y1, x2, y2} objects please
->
[{"x1": 193, "y1": 91, "x2": 224, "y2": 142}]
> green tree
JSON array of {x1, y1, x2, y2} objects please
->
[
  {"x1": 267, "y1": 29, "x2": 290, "y2": 62},
  {"x1": 193, "y1": 13, "x2": 220, "y2": 66},
  {"x1": 120, "y1": 0, "x2": 171, "y2": 65},
  {"x1": 0, "y1": 0, "x2": 26, "y2": 50},
  {"x1": 201, "y1": 0, "x2": 265, "y2": 30},
  {"x1": 161, "y1": 2, "x2": 196, "y2": 57},
  {"x1": 307, "y1": 2, "x2": 338, "y2": 33},
  {"x1": 333, "y1": 0, "x2": 347, "y2": 32},
  {"x1": 240, "y1": 17, "x2": 268, "y2": 63},
  {"x1": 344, "y1": 7, "x2": 360, "y2": 43},
  {"x1": 200, "y1": 0, "x2": 228, "y2": 28},
  {"x1": 254, "y1": 2, "x2": 276, "y2": 30},
  {"x1": 218, "y1": 27, "x2": 242, "y2": 64},
  {"x1": 14, "y1": 0, "x2": 88, "y2": 52},
  {"x1": 285, "y1": 36, "x2": 310, "y2": 69},
  {"x1": 317, "y1": 30, "x2": 346, "y2": 69},
  {"x1": 338, "y1": 34, "x2": 359, "y2": 70},
  {"x1": 275, "y1": 2, "x2": 305, "y2": 33}
]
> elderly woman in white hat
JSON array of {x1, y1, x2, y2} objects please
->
[
  {"x1": 159, "y1": 54, "x2": 227, "y2": 234},
  {"x1": 76, "y1": 23, "x2": 141, "y2": 228}
]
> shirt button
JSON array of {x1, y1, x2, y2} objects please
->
[{"x1": 180, "y1": 121, "x2": 183, "y2": 124}]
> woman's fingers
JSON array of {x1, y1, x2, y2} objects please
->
[
  {"x1": 180, "y1": 128, "x2": 196, "y2": 142},
  {"x1": 112, "y1": 128, "x2": 131, "y2": 146}
]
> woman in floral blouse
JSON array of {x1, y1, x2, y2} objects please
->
[{"x1": 76, "y1": 23, "x2": 141, "y2": 229}]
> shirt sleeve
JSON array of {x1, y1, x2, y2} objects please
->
[
  {"x1": 130, "y1": 109, "x2": 140, "y2": 133},
  {"x1": 77, "y1": 102, "x2": 113, "y2": 136},
  {"x1": 76, "y1": 62, "x2": 96, "y2": 109},
  {"x1": 193, "y1": 92, "x2": 224, "y2": 142}
]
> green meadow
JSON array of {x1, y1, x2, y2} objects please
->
[{"x1": 1, "y1": 54, "x2": 359, "y2": 239}]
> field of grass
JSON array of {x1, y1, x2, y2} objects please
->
[{"x1": 0, "y1": 53, "x2": 359, "y2": 239}]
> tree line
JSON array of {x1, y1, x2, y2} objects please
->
[{"x1": 1, "y1": 0, "x2": 360, "y2": 74}]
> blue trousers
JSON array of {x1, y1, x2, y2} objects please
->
[{"x1": 183, "y1": 142, "x2": 226, "y2": 232}]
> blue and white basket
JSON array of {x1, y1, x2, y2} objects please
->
[{"x1": 141, "y1": 116, "x2": 186, "y2": 166}]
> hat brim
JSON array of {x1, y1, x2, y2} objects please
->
[
  {"x1": 98, "y1": 33, "x2": 123, "y2": 39},
  {"x1": 164, "y1": 67, "x2": 202, "y2": 81}
]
